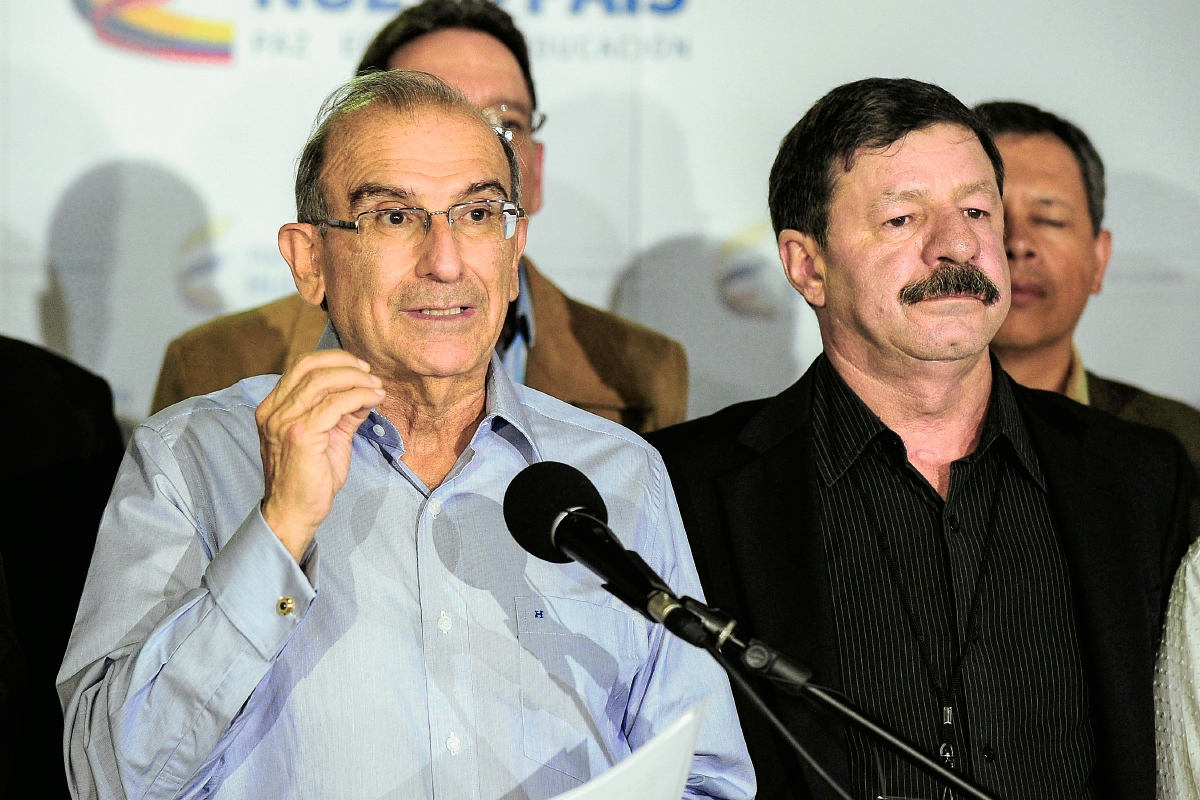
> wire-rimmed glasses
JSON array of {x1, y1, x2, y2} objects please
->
[
  {"x1": 481, "y1": 104, "x2": 546, "y2": 146},
  {"x1": 324, "y1": 200, "x2": 526, "y2": 246}
]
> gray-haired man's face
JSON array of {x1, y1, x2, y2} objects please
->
[{"x1": 301, "y1": 107, "x2": 525, "y2": 386}]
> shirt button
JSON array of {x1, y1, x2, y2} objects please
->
[
  {"x1": 438, "y1": 611, "x2": 453, "y2": 632},
  {"x1": 982, "y1": 744, "x2": 997, "y2": 763},
  {"x1": 446, "y1": 732, "x2": 461, "y2": 755},
  {"x1": 371, "y1": 423, "x2": 385, "y2": 437},
  {"x1": 428, "y1": 498, "x2": 442, "y2": 517},
  {"x1": 277, "y1": 597, "x2": 295, "y2": 616},
  {"x1": 948, "y1": 516, "x2": 962, "y2": 533}
]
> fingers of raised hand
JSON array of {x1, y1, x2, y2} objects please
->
[
  {"x1": 259, "y1": 350, "x2": 374, "y2": 418},
  {"x1": 259, "y1": 360, "x2": 382, "y2": 429},
  {"x1": 260, "y1": 384, "x2": 384, "y2": 456},
  {"x1": 286, "y1": 366, "x2": 382, "y2": 416},
  {"x1": 303, "y1": 388, "x2": 389, "y2": 441}
]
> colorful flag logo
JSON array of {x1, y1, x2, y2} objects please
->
[{"x1": 74, "y1": 0, "x2": 234, "y2": 63}]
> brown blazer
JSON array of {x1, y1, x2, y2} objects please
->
[{"x1": 151, "y1": 260, "x2": 688, "y2": 432}]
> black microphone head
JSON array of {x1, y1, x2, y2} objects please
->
[{"x1": 503, "y1": 461, "x2": 608, "y2": 564}]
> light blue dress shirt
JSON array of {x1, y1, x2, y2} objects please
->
[{"x1": 58, "y1": 332, "x2": 754, "y2": 800}]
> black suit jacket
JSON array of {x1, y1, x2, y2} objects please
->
[
  {"x1": 647, "y1": 360, "x2": 1197, "y2": 800},
  {"x1": 0, "y1": 336, "x2": 124, "y2": 800}
]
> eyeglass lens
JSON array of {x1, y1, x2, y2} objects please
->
[
  {"x1": 482, "y1": 104, "x2": 546, "y2": 141},
  {"x1": 360, "y1": 201, "x2": 517, "y2": 245}
]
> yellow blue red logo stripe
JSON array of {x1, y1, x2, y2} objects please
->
[{"x1": 74, "y1": 0, "x2": 234, "y2": 63}]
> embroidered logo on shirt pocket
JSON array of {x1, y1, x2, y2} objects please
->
[{"x1": 514, "y1": 595, "x2": 648, "y2": 783}]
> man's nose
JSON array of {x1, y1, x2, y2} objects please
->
[
  {"x1": 925, "y1": 207, "x2": 980, "y2": 266},
  {"x1": 414, "y1": 213, "x2": 466, "y2": 282},
  {"x1": 1005, "y1": 216, "x2": 1036, "y2": 265}
]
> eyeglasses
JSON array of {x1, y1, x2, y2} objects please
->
[
  {"x1": 324, "y1": 200, "x2": 526, "y2": 246},
  {"x1": 481, "y1": 104, "x2": 547, "y2": 145}
]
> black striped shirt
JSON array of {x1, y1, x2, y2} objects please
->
[{"x1": 812, "y1": 356, "x2": 1095, "y2": 800}]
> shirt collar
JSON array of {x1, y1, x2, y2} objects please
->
[
  {"x1": 986, "y1": 360, "x2": 1045, "y2": 488},
  {"x1": 812, "y1": 354, "x2": 888, "y2": 488},
  {"x1": 482, "y1": 351, "x2": 541, "y2": 463},
  {"x1": 519, "y1": 260, "x2": 535, "y2": 344},
  {"x1": 1065, "y1": 343, "x2": 1090, "y2": 405},
  {"x1": 496, "y1": 259, "x2": 535, "y2": 356},
  {"x1": 314, "y1": 321, "x2": 541, "y2": 465},
  {"x1": 315, "y1": 321, "x2": 340, "y2": 352},
  {"x1": 812, "y1": 353, "x2": 1044, "y2": 490}
]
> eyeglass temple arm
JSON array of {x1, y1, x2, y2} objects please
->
[
  {"x1": 503, "y1": 203, "x2": 526, "y2": 239},
  {"x1": 323, "y1": 218, "x2": 359, "y2": 232}
]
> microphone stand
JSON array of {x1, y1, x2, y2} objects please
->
[
  {"x1": 654, "y1": 594, "x2": 1002, "y2": 800},
  {"x1": 545, "y1": 509, "x2": 1000, "y2": 799}
]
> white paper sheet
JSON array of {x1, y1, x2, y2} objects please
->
[{"x1": 550, "y1": 701, "x2": 708, "y2": 800}]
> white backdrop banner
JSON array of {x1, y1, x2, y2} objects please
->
[{"x1": 2, "y1": 0, "x2": 1198, "y2": 421}]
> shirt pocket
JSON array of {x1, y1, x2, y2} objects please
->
[{"x1": 514, "y1": 595, "x2": 649, "y2": 783}]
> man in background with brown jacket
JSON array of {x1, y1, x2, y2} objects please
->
[{"x1": 152, "y1": 0, "x2": 686, "y2": 433}]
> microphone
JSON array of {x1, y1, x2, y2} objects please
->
[
  {"x1": 503, "y1": 462, "x2": 1001, "y2": 800},
  {"x1": 503, "y1": 461, "x2": 710, "y2": 646}
]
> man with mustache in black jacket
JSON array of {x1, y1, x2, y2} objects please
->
[{"x1": 648, "y1": 78, "x2": 1196, "y2": 800}]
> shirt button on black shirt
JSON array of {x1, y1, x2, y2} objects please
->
[{"x1": 983, "y1": 744, "x2": 998, "y2": 764}]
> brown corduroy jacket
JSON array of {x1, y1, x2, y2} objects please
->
[{"x1": 151, "y1": 260, "x2": 688, "y2": 433}]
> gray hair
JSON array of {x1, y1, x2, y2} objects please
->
[{"x1": 295, "y1": 69, "x2": 521, "y2": 226}]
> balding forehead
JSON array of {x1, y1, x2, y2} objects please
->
[
  {"x1": 321, "y1": 104, "x2": 517, "y2": 201},
  {"x1": 330, "y1": 102, "x2": 494, "y2": 151}
]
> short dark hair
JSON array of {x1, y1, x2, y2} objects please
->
[
  {"x1": 357, "y1": 0, "x2": 537, "y2": 110},
  {"x1": 973, "y1": 101, "x2": 1105, "y2": 234},
  {"x1": 768, "y1": 78, "x2": 1004, "y2": 248}
]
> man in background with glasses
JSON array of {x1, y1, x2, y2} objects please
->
[
  {"x1": 58, "y1": 69, "x2": 753, "y2": 800},
  {"x1": 150, "y1": 0, "x2": 688, "y2": 434}
]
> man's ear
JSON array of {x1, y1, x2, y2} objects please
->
[
  {"x1": 521, "y1": 141, "x2": 545, "y2": 216},
  {"x1": 778, "y1": 229, "x2": 828, "y2": 308},
  {"x1": 508, "y1": 218, "x2": 528, "y2": 303},
  {"x1": 278, "y1": 223, "x2": 326, "y2": 308},
  {"x1": 1091, "y1": 228, "x2": 1113, "y2": 295}
]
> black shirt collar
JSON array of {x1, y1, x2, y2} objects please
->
[{"x1": 812, "y1": 353, "x2": 1044, "y2": 490}]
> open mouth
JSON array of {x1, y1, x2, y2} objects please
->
[{"x1": 417, "y1": 307, "x2": 468, "y2": 316}]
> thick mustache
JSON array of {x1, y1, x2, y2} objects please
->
[
  {"x1": 392, "y1": 284, "x2": 487, "y2": 313},
  {"x1": 898, "y1": 263, "x2": 1001, "y2": 306}
]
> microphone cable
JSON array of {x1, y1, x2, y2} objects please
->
[{"x1": 705, "y1": 645, "x2": 853, "y2": 800}]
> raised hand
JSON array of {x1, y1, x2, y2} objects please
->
[{"x1": 256, "y1": 350, "x2": 385, "y2": 561}]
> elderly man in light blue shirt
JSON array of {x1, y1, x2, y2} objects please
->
[{"x1": 57, "y1": 70, "x2": 754, "y2": 800}]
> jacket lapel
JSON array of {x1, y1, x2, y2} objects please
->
[
  {"x1": 1018, "y1": 391, "x2": 1155, "y2": 800},
  {"x1": 713, "y1": 374, "x2": 1156, "y2": 798},
  {"x1": 521, "y1": 259, "x2": 629, "y2": 420},
  {"x1": 715, "y1": 367, "x2": 850, "y2": 799}
]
